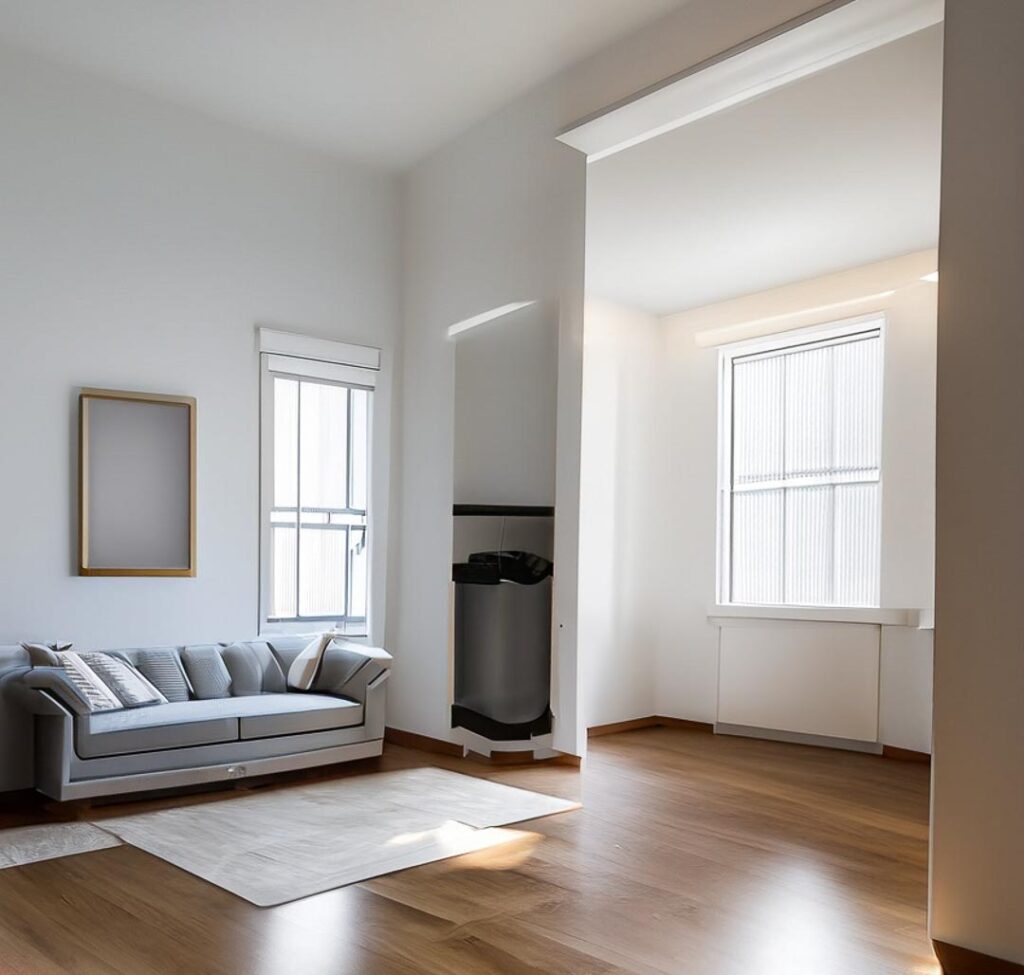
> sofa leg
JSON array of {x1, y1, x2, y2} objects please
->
[{"x1": 44, "y1": 797, "x2": 92, "y2": 820}]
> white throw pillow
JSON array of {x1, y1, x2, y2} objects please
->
[
  {"x1": 287, "y1": 631, "x2": 339, "y2": 691},
  {"x1": 57, "y1": 651, "x2": 123, "y2": 712},
  {"x1": 77, "y1": 651, "x2": 168, "y2": 708}
]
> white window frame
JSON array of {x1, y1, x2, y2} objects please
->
[
  {"x1": 716, "y1": 313, "x2": 885, "y2": 608},
  {"x1": 258, "y1": 329, "x2": 380, "y2": 639}
]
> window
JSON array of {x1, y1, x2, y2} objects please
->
[
  {"x1": 259, "y1": 335, "x2": 378, "y2": 636},
  {"x1": 718, "y1": 319, "x2": 883, "y2": 608}
]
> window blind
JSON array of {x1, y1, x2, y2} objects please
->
[{"x1": 726, "y1": 326, "x2": 882, "y2": 607}]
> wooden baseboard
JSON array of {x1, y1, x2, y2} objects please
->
[
  {"x1": 882, "y1": 744, "x2": 931, "y2": 764},
  {"x1": 656, "y1": 716, "x2": 715, "y2": 733},
  {"x1": 588, "y1": 716, "x2": 714, "y2": 738},
  {"x1": 587, "y1": 717, "x2": 662, "y2": 737},
  {"x1": 934, "y1": 940, "x2": 1024, "y2": 974},
  {"x1": 384, "y1": 727, "x2": 464, "y2": 758}
]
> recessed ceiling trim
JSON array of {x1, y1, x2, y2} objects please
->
[{"x1": 558, "y1": 0, "x2": 943, "y2": 163}]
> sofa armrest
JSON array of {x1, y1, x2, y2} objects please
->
[
  {"x1": 313, "y1": 641, "x2": 392, "y2": 703},
  {"x1": 20, "y1": 668, "x2": 92, "y2": 716}
]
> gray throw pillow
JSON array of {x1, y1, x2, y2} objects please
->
[
  {"x1": 222, "y1": 642, "x2": 286, "y2": 696},
  {"x1": 21, "y1": 642, "x2": 72, "y2": 667},
  {"x1": 132, "y1": 648, "x2": 193, "y2": 703},
  {"x1": 180, "y1": 645, "x2": 232, "y2": 699},
  {"x1": 77, "y1": 651, "x2": 167, "y2": 708}
]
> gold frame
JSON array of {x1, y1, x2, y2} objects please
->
[{"x1": 78, "y1": 387, "x2": 197, "y2": 577}]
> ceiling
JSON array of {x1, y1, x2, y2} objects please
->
[
  {"x1": 0, "y1": 0, "x2": 686, "y2": 170},
  {"x1": 585, "y1": 24, "x2": 944, "y2": 317}
]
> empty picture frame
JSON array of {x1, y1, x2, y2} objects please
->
[{"x1": 78, "y1": 388, "x2": 196, "y2": 576}]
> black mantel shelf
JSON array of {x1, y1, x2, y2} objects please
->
[{"x1": 452, "y1": 504, "x2": 555, "y2": 518}]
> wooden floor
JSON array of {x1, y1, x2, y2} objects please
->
[{"x1": 0, "y1": 728, "x2": 938, "y2": 975}]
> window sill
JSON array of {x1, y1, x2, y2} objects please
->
[{"x1": 708, "y1": 605, "x2": 932, "y2": 628}]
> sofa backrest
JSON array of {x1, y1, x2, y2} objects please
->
[
  {"x1": 0, "y1": 646, "x2": 33, "y2": 792},
  {"x1": 103, "y1": 636, "x2": 318, "y2": 698}
]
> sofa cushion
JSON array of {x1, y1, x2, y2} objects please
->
[
  {"x1": 180, "y1": 645, "x2": 232, "y2": 699},
  {"x1": 75, "y1": 694, "x2": 363, "y2": 757},
  {"x1": 20, "y1": 643, "x2": 68, "y2": 667},
  {"x1": 57, "y1": 651, "x2": 123, "y2": 712},
  {"x1": 77, "y1": 652, "x2": 167, "y2": 708},
  {"x1": 123, "y1": 648, "x2": 192, "y2": 704},
  {"x1": 76, "y1": 699, "x2": 240, "y2": 757},
  {"x1": 286, "y1": 633, "x2": 335, "y2": 691},
  {"x1": 222, "y1": 642, "x2": 286, "y2": 696},
  {"x1": 237, "y1": 693, "x2": 363, "y2": 740}
]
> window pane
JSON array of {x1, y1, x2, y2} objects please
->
[
  {"x1": 731, "y1": 489, "x2": 784, "y2": 603},
  {"x1": 834, "y1": 482, "x2": 880, "y2": 606},
  {"x1": 784, "y1": 345, "x2": 833, "y2": 480},
  {"x1": 348, "y1": 527, "x2": 368, "y2": 621},
  {"x1": 732, "y1": 356, "x2": 783, "y2": 484},
  {"x1": 273, "y1": 378, "x2": 298, "y2": 508},
  {"x1": 350, "y1": 388, "x2": 369, "y2": 512},
  {"x1": 299, "y1": 527, "x2": 347, "y2": 617},
  {"x1": 834, "y1": 338, "x2": 882, "y2": 473},
  {"x1": 299, "y1": 382, "x2": 348, "y2": 510},
  {"x1": 784, "y1": 485, "x2": 834, "y2": 605},
  {"x1": 270, "y1": 525, "x2": 296, "y2": 619}
]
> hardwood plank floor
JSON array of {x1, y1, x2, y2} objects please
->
[{"x1": 0, "y1": 728, "x2": 939, "y2": 974}]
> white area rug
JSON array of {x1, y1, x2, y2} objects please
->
[
  {"x1": 96, "y1": 767, "x2": 579, "y2": 906},
  {"x1": 0, "y1": 822, "x2": 121, "y2": 869}
]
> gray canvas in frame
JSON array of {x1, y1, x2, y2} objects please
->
[{"x1": 84, "y1": 396, "x2": 191, "y2": 570}]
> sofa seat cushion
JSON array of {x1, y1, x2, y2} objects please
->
[
  {"x1": 76, "y1": 699, "x2": 240, "y2": 758},
  {"x1": 75, "y1": 694, "x2": 363, "y2": 758},
  {"x1": 238, "y1": 694, "x2": 363, "y2": 740}
]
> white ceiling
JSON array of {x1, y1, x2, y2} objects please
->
[
  {"x1": 0, "y1": 0, "x2": 685, "y2": 170},
  {"x1": 585, "y1": 24, "x2": 944, "y2": 316}
]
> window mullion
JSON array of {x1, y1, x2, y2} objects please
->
[{"x1": 295, "y1": 380, "x2": 302, "y2": 620}]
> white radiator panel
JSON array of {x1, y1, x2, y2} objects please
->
[{"x1": 717, "y1": 621, "x2": 880, "y2": 742}]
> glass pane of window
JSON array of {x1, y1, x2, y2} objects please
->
[
  {"x1": 299, "y1": 527, "x2": 347, "y2": 617},
  {"x1": 350, "y1": 388, "x2": 369, "y2": 512},
  {"x1": 732, "y1": 356, "x2": 783, "y2": 485},
  {"x1": 299, "y1": 382, "x2": 348, "y2": 511},
  {"x1": 834, "y1": 338, "x2": 882, "y2": 473},
  {"x1": 273, "y1": 378, "x2": 298, "y2": 508},
  {"x1": 834, "y1": 482, "x2": 881, "y2": 606},
  {"x1": 784, "y1": 485, "x2": 834, "y2": 605},
  {"x1": 270, "y1": 525, "x2": 297, "y2": 619},
  {"x1": 731, "y1": 489, "x2": 784, "y2": 604},
  {"x1": 348, "y1": 526, "x2": 368, "y2": 621},
  {"x1": 784, "y1": 345, "x2": 833, "y2": 480}
]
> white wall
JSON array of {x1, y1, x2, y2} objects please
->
[
  {"x1": 453, "y1": 305, "x2": 558, "y2": 507},
  {"x1": 393, "y1": 0, "x2": 826, "y2": 756},
  {"x1": 579, "y1": 298, "x2": 660, "y2": 727},
  {"x1": 579, "y1": 253, "x2": 937, "y2": 752},
  {"x1": 931, "y1": 0, "x2": 1024, "y2": 964},
  {"x1": 0, "y1": 44, "x2": 399, "y2": 648}
]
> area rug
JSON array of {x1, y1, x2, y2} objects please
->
[
  {"x1": 95, "y1": 767, "x2": 579, "y2": 906},
  {"x1": 0, "y1": 822, "x2": 121, "y2": 869}
]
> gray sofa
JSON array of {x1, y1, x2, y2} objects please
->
[{"x1": 0, "y1": 636, "x2": 391, "y2": 801}]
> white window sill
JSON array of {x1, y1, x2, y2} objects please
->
[{"x1": 708, "y1": 605, "x2": 932, "y2": 628}]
